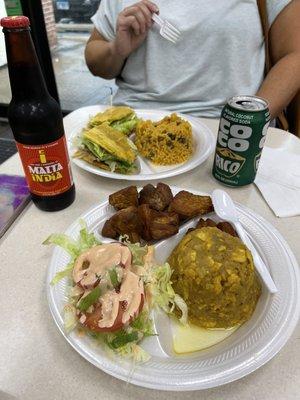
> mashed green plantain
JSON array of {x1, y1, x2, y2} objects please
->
[{"x1": 168, "y1": 227, "x2": 261, "y2": 328}]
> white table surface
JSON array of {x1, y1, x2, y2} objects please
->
[{"x1": 0, "y1": 117, "x2": 299, "y2": 400}]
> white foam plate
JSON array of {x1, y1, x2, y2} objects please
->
[
  {"x1": 46, "y1": 188, "x2": 300, "y2": 391},
  {"x1": 64, "y1": 106, "x2": 215, "y2": 181}
]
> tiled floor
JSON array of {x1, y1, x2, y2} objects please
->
[
  {"x1": 0, "y1": 122, "x2": 16, "y2": 164},
  {"x1": 0, "y1": 122, "x2": 13, "y2": 139},
  {"x1": 0, "y1": 32, "x2": 117, "y2": 111}
]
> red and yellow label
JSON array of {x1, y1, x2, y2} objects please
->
[{"x1": 16, "y1": 136, "x2": 73, "y2": 196}]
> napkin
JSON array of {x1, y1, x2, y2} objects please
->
[{"x1": 255, "y1": 147, "x2": 300, "y2": 217}]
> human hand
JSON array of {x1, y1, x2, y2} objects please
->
[{"x1": 113, "y1": 0, "x2": 159, "y2": 59}]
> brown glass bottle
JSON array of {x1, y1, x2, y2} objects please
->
[{"x1": 1, "y1": 16, "x2": 75, "y2": 211}]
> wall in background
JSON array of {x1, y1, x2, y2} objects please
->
[
  {"x1": 0, "y1": 0, "x2": 7, "y2": 67},
  {"x1": 41, "y1": 0, "x2": 57, "y2": 48}
]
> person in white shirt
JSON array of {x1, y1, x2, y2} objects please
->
[{"x1": 85, "y1": 0, "x2": 300, "y2": 120}]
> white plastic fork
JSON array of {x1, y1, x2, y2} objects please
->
[{"x1": 152, "y1": 13, "x2": 180, "y2": 44}]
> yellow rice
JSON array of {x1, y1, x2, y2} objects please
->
[{"x1": 135, "y1": 113, "x2": 193, "y2": 165}]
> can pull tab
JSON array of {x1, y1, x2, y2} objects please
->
[{"x1": 236, "y1": 100, "x2": 256, "y2": 110}]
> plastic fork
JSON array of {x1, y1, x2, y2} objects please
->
[{"x1": 152, "y1": 13, "x2": 180, "y2": 44}]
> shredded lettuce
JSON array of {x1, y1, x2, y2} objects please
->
[
  {"x1": 44, "y1": 220, "x2": 100, "y2": 285},
  {"x1": 87, "y1": 310, "x2": 154, "y2": 362},
  {"x1": 104, "y1": 311, "x2": 155, "y2": 347},
  {"x1": 130, "y1": 310, "x2": 155, "y2": 336},
  {"x1": 115, "y1": 343, "x2": 151, "y2": 363},
  {"x1": 88, "y1": 113, "x2": 138, "y2": 135},
  {"x1": 82, "y1": 138, "x2": 115, "y2": 163},
  {"x1": 82, "y1": 138, "x2": 136, "y2": 174},
  {"x1": 121, "y1": 238, "x2": 148, "y2": 266},
  {"x1": 147, "y1": 263, "x2": 188, "y2": 325},
  {"x1": 43, "y1": 234, "x2": 80, "y2": 259},
  {"x1": 50, "y1": 261, "x2": 75, "y2": 285},
  {"x1": 78, "y1": 220, "x2": 100, "y2": 250},
  {"x1": 173, "y1": 294, "x2": 188, "y2": 324},
  {"x1": 111, "y1": 116, "x2": 138, "y2": 135},
  {"x1": 108, "y1": 331, "x2": 139, "y2": 349},
  {"x1": 63, "y1": 304, "x2": 77, "y2": 333}
]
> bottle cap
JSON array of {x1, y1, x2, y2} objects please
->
[{"x1": 0, "y1": 16, "x2": 30, "y2": 28}]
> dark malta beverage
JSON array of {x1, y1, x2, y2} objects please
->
[
  {"x1": 212, "y1": 95, "x2": 270, "y2": 187},
  {"x1": 1, "y1": 16, "x2": 75, "y2": 211}
]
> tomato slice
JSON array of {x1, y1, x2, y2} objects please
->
[{"x1": 80, "y1": 294, "x2": 144, "y2": 333}]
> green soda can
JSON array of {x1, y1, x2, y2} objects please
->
[{"x1": 212, "y1": 95, "x2": 270, "y2": 187}]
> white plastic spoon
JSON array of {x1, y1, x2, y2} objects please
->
[{"x1": 211, "y1": 189, "x2": 277, "y2": 294}]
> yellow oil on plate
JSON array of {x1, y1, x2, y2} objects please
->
[{"x1": 172, "y1": 319, "x2": 239, "y2": 354}]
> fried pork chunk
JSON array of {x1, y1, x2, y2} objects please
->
[
  {"x1": 102, "y1": 219, "x2": 117, "y2": 239},
  {"x1": 188, "y1": 218, "x2": 237, "y2": 237},
  {"x1": 102, "y1": 185, "x2": 216, "y2": 243},
  {"x1": 216, "y1": 221, "x2": 238, "y2": 237},
  {"x1": 168, "y1": 191, "x2": 213, "y2": 219},
  {"x1": 137, "y1": 204, "x2": 152, "y2": 241},
  {"x1": 186, "y1": 218, "x2": 216, "y2": 235},
  {"x1": 149, "y1": 210, "x2": 179, "y2": 240},
  {"x1": 157, "y1": 182, "x2": 173, "y2": 206},
  {"x1": 101, "y1": 206, "x2": 143, "y2": 243},
  {"x1": 139, "y1": 183, "x2": 173, "y2": 211},
  {"x1": 109, "y1": 186, "x2": 139, "y2": 210},
  {"x1": 196, "y1": 218, "x2": 217, "y2": 229},
  {"x1": 138, "y1": 204, "x2": 179, "y2": 241}
]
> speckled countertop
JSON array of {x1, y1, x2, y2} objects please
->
[{"x1": 0, "y1": 118, "x2": 299, "y2": 400}]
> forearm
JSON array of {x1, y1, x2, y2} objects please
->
[
  {"x1": 85, "y1": 40, "x2": 126, "y2": 80},
  {"x1": 256, "y1": 52, "x2": 300, "y2": 119}
]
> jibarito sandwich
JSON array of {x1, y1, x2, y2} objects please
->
[
  {"x1": 88, "y1": 106, "x2": 138, "y2": 136},
  {"x1": 74, "y1": 123, "x2": 137, "y2": 174}
]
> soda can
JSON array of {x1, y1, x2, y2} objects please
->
[{"x1": 212, "y1": 95, "x2": 270, "y2": 187}]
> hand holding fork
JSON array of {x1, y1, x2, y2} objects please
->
[
  {"x1": 113, "y1": 0, "x2": 180, "y2": 59},
  {"x1": 151, "y1": 13, "x2": 180, "y2": 44}
]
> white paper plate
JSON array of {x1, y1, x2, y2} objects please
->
[
  {"x1": 46, "y1": 188, "x2": 300, "y2": 391},
  {"x1": 64, "y1": 106, "x2": 215, "y2": 181}
]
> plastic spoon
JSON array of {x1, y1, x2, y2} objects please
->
[{"x1": 211, "y1": 189, "x2": 277, "y2": 294}]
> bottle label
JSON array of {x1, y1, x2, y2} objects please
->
[{"x1": 16, "y1": 136, "x2": 73, "y2": 196}]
